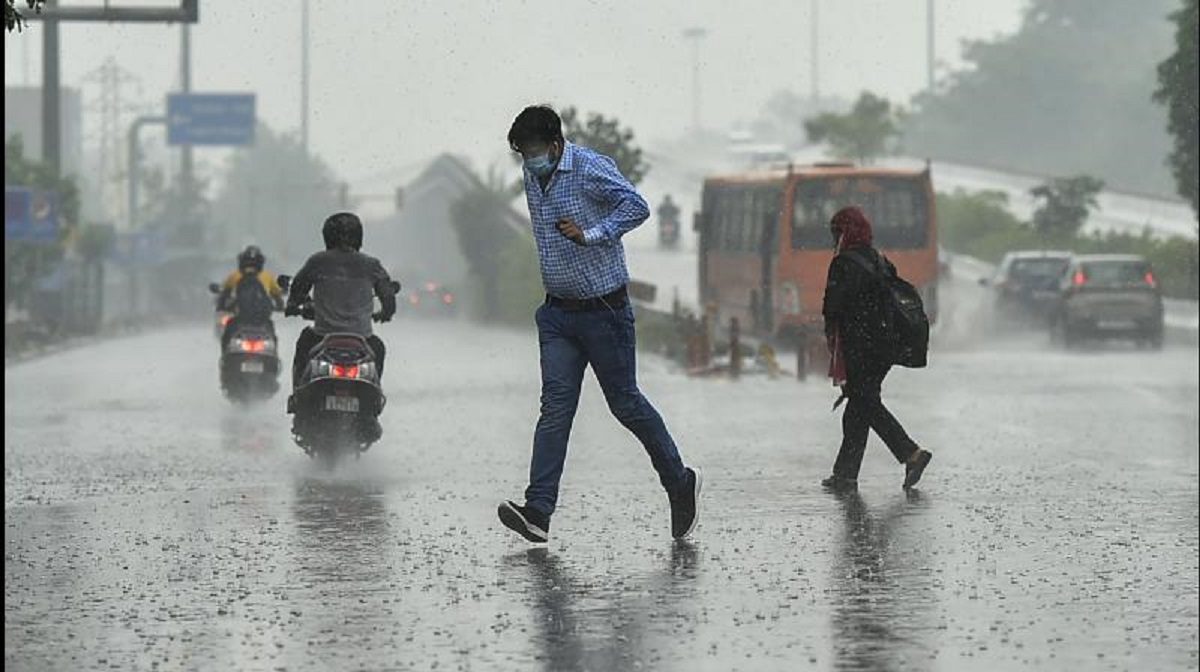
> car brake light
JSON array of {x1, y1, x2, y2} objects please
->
[
  {"x1": 1072, "y1": 271, "x2": 1087, "y2": 287},
  {"x1": 442, "y1": 293, "x2": 454, "y2": 305},
  {"x1": 240, "y1": 339, "x2": 267, "y2": 352},
  {"x1": 1144, "y1": 272, "x2": 1157, "y2": 288},
  {"x1": 331, "y1": 364, "x2": 359, "y2": 378}
]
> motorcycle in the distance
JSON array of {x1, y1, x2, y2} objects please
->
[
  {"x1": 277, "y1": 275, "x2": 399, "y2": 468},
  {"x1": 208, "y1": 282, "x2": 282, "y2": 402}
]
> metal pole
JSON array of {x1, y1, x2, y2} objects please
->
[
  {"x1": 810, "y1": 0, "x2": 819, "y2": 104},
  {"x1": 796, "y1": 331, "x2": 808, "y2": 381},
  {"x1": 23, "y1": 1, "x2": 199, "y2": 23},
  {"x1": 729, "y1": 317, "x2": 741, "y2": 379},
  {"x1": 682, "y1": 28, "x2": 707, "y2": 132},
  {"x1": 128, "y1": 116, "x2": 167, "y2": 230},
  {"x1": 926, "y1": 0, "x2": 935, "y2": 93},
  {"x1": 180, "y1": 23, "x2": 194, "y2": 194},
  {"x1": 301, "y1": 0, "x2": 310, "y2": 155},
  {"x1": 23, "y1": 25, "x2": 31, "y2": 84},
  {"x1": 42, "y1": 0, "x2": 61, "y2": 177},
  {"x1": 691, "y1": 38, "x2": 700, "y2": 131}
]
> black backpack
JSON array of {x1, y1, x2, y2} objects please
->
[
  {"x1": 233, "y1": 271, "x2": 275, "y2": 324},
  {"x1": 841, "y1": 249, "x2": 930, "y2": 368}
]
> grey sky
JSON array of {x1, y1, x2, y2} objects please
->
[{"x1": 5, "y1": 0, "x2": 1024, "y2": 191}]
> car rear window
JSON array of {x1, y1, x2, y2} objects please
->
[
  {"x1": 1080, "y1": 261, "x2": 1152, "y2": 288},
  {"x1": 1010, "y1": 258, "x2": 1069, "y2": 280}
]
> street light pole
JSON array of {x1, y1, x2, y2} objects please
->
[
  {"x1": 810, "y1": 0, "x2": 819, "y2": 104},
  {"x1": 42, "y1": 0, "x2": 62, "y2": 177},
  {"x1": 926, "y1": 0, "x2": 936, "y2": 93},
  {"x1": 180, "y1": 23, "x2": 194, "y2": 194},
  {"x1": 682, "y1": 27, "x2": 707, "y2": 133},
  {"x1": 301, "y1": 0, "x2": 310, "y2": 155}
]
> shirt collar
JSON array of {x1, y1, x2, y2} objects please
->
[{"x1": 556, "y1": 141, "x2": 578, "y2": 173}]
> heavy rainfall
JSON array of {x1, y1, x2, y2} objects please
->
[{"x1": 4, "y1": 1, "x2": 1199, "y2": 670}]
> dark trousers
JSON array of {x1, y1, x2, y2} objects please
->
[
  {"x1": 292, "y1": 327, "x2": 386, "y2": 385},
  {"x1": 831, "y1": 354, "x2": 919, "y2": 479},
  {"x1": 525, "y1": 302, "x2": 688, "y2": 516}
]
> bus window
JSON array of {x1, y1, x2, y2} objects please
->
[
  {"x1": 720, "y1": 189, "x2": 741, "y2": 251},
  {"x1": 709, "y1": 188, "x2": 727, "y2": 251},
  {"x1": 792, "y1": 177, "x2": 929, "y2": 250},
  {"x1": 754, "y1": 188, "x2": 782, "y2": 253},
  {"x1": 740, "y1": 190, "x2": 759, "y2": 252},
  {"x1": 791, "y1": 182, "x2": 841, "y2": 250},
  {"x1": 704, "y1": 184, "x2": 785, "y2": 253}
]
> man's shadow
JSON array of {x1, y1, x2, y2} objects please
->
[{"x1": 506, "y1": 540, "x2": 700, "y2": 672}]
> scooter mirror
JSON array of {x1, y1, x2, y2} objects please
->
[{"x1": 208, "y1": 282, "x2": 221, "y2": 294}]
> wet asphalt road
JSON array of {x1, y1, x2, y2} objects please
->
[{"x1": 5, "y1": 316, "x2": 1199, "y2": 671}]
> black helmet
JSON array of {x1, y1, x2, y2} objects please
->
[
  {"x1": 237, "y1": 245, "x2": 265, "y2": 271},
  {"x1": 322, "y1": 212, "x2": 363, "y2": 251}
]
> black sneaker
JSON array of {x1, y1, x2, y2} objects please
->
[
  {"x1": 821, "y1": 475, "x2": 858, "y2": 491},
  {"x1": 669, "y1": 467, "x2": 702, "y2": 539},
  {"x1": 903, "y1": 449, "x2": 933, "y2": 489},
  {"x1": 498, "y1": 501, "x2": 550, "y2": 543}
]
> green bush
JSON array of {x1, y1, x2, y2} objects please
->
[
  {"x1": 937, "y1": 189, "x2": 1037, "y2": 262},
  {"x1": 1073, "y1": 230, "x2": 1198, "y2": 300}
]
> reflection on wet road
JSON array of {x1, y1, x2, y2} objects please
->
[{"x1": 5, "y1": 321, "x2": 1199, "y2": 670}]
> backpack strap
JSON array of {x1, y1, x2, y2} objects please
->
[{"x1": 838, "y1": 248, "x2": 885, "y2": 277}]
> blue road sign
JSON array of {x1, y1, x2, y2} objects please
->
[
  {"x1": 167, "y1": 93, "x2": 256, "y2": 146},
  {"x1": 5, "y1": 187, "x2": 61, "y2": 243}
]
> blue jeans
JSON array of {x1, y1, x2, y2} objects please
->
[{"x1": 525, "y1": 302, "x2": 688, "y2": 516}]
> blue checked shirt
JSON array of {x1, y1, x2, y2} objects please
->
[{"x1": 520, "y1": 142, "x2": 649, "y2": 299}]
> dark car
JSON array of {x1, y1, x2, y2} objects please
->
[
  {"x1": 1050, "y1": 254, "x2": 1164, "y2": 349},
  {"x1": 982, "y1": 250, "x2": 1073, "y2": 325},
  {"x1": 401, "y1": 281, "x2": 459, "y2": 317}
]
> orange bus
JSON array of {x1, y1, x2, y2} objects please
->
[{"x1": 695, "y1": 162, "x2": 939, "y2": 352}]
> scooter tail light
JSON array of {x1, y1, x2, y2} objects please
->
[{"x1": 331, "y1": 364, "x2": 360, "y2": 379}]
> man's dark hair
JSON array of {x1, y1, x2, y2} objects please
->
[
  {"x1": 323, "y1": 211, "x2": 363, "y2": 251},
  {"x1": 508, "y1": 105, "x2": 564, "y2": 152}
]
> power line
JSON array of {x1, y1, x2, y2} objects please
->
[{"x1": 81, "y1": 56, "x2": 144, "y2": 221}]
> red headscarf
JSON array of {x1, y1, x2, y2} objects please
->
[
  {"x1": 827, "y1": 206, "x2": 873, "y2": 394},
  {"x1": 831, "y1": 205, "x2": 873, "y2": 253}
]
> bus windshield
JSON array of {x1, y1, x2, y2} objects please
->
[{"x1": 792, "y1": 176, "x2": 929, "y2": 250}]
